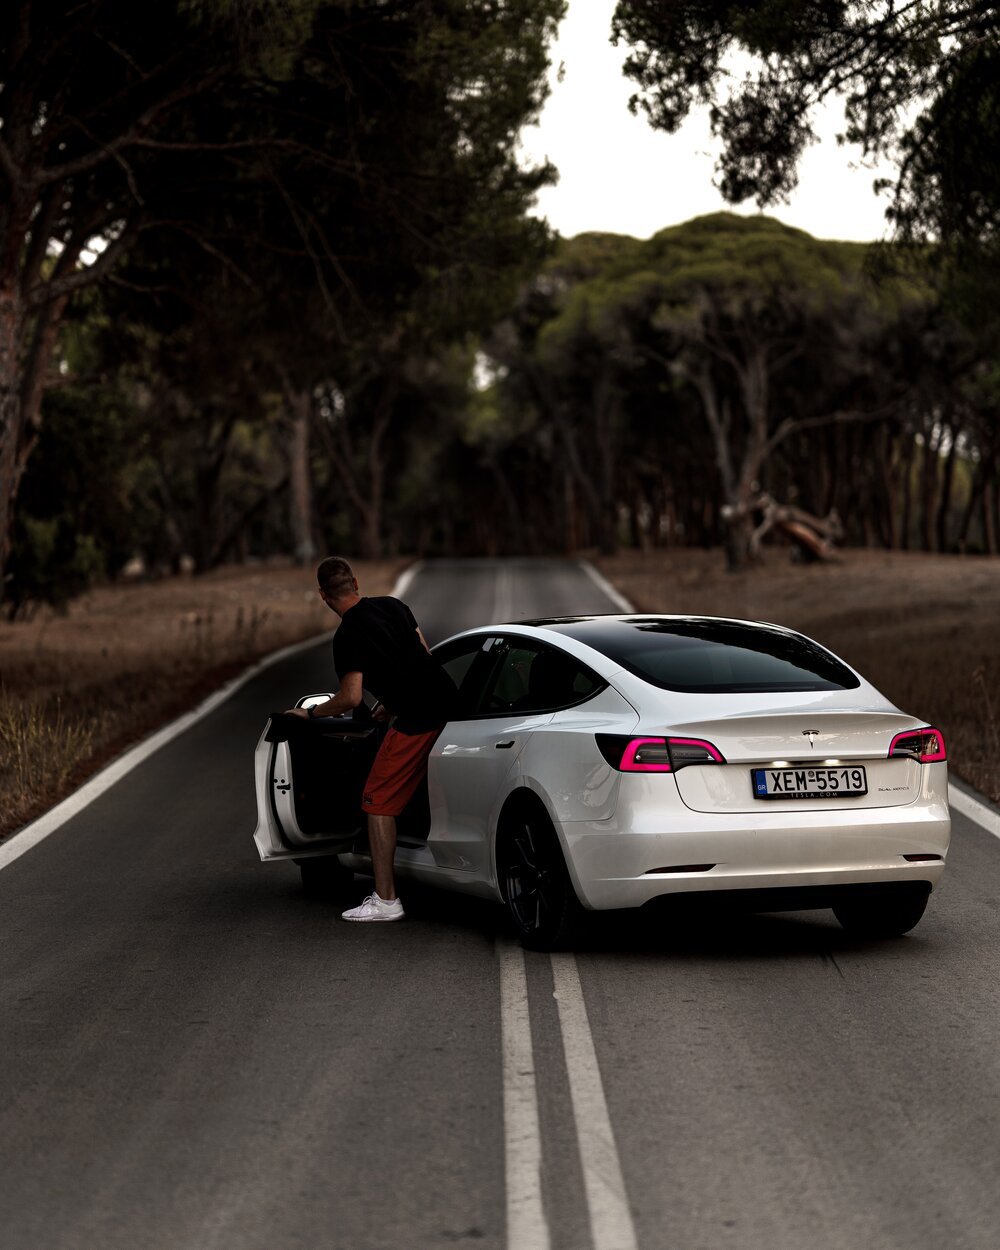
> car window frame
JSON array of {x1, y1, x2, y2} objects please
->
[
  {"x1": 471, "y1": 634, "x2": 608, "y2": 718},
  {"x1": 432, "y1": 634, "x2": 502, "y2": 721}
]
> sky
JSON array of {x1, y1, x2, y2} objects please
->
[{"x1": 517, "y1": 0, "x2": 896, "y2": 244}]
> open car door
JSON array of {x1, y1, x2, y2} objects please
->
[
  {"x1": 252, "y1": 695, "x2": 432, "y2": 897},
  {"x1": 253, "y1": 697, "x2": 383, "y2": 861}
]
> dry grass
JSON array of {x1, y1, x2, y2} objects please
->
[
  {"x1": 595, "y1": 547, "x2": 1000, "y2": 804},
  {"x1": 0, "y1": 701, "x2": 100, "y2": 820},
  {"x1": 0, "y1": 559, "x2": 406, "y2": 838}
]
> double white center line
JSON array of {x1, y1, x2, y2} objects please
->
[{"x1": 498, "y1": 939, "x2": 639, "y2": 1250}]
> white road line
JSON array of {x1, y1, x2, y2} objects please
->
[
  {"x1": 550, "y1": 953, "x2": 639, "y2": 1250},
  {"x1": 949, "y1": 782, "x2": 1000, "y2": 841},
  {"x1": 393, "y1": 559, "x2": 424, "y2": 601},
  {"x1": 497, "y1": 938, "x2": 551, "y2": 1250},
  {"x1": 493, "y1": 561, "x2": 515, "y2": 624},
  {"x1": 0, "y1": 629, "x2": 326, "y2": 873},
  {"x1": 0, "y1": 565, "x2": 421, "y2": 874},
  {"x1": 577, "y1": 560, "x2": 635, "y2": 613}
]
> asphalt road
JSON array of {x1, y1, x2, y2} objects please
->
[{"x1": 1, "y1": 558, "x2": 999, "y2": 1250}]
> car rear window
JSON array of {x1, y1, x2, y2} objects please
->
[{"x1": 547, "y1": 619, "x2": 860, "y2": 693}]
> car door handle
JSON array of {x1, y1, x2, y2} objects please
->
[{"x1": 495, "y1": 740, "x2": 516, "y2": 749}]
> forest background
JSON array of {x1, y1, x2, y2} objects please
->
[{"x1": 1, "y1": 1, "x2": 999, "y2": 833}]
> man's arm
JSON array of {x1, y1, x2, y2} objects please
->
[
  {"x1": 416, "y1": 627, "x2": 431, "y2": 654},
  {"x1": 285, "y1": 671, "x2": 363, "y2": 719}
]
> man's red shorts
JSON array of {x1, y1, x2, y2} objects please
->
[{"x1": 361, "y1": 726, "x2": 442, "y2": 817}]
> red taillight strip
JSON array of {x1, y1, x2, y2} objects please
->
[
  {"x1": 616, "y1": 736, "x2": 726, "y2": 772},
  {"x1": 620, "y1": 738, "x2": 673, "y2": 772},
  {"x1": 888, "y1": 727, "x2": 947, "y2": 763},
  {"x1": 669, "y1": 737, "x2": 725, "y2": 763}
]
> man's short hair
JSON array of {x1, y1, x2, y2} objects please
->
[{"x1": 317, "y1": 556, "x2": 356, "y2": 599}]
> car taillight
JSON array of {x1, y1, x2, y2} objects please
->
[
  {"x1": 596, "y1": 734, "x2": 725, "y2": 772},
  {"x1": 888, "y1": 727, "x2": 946, "y2": 763}
]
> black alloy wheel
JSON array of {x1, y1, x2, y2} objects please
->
[{"x1": 497, "y1": 806, "x2": 581, "y2": 950}]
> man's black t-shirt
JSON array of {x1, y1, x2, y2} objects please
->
[{"x1": 332, "y1": 597, "x2": 456, "y2": 734}]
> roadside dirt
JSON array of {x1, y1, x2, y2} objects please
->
[
  {"x1": 595, "y1": 547, "x2": 1000, "y2": 804},
  {"x1": 0, "y1": 559, "x2": 406, "y2": 839}
]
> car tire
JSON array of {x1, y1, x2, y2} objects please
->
[
  {"x1": 296, "y1": 856, "x2": 354, "y2": 901},
  {"x1": 833, "y1": 885, "x2": 930, "y2": 938},
  {"x1": 496, "y1": 802, "x2": 582, "y2": 951}
]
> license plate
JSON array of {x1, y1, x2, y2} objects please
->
[{"x1": 751, "y1": 765, "x2": 868, "y2": 800}]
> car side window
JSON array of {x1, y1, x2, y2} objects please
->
[
  {"x1": 433, "y1": 637, "x2": 498, "y2": 719},
  {"x1": 476, "y1": 638, "x2": 605, "y2": 716}
]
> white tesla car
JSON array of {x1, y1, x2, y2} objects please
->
[{"x1": 253, "y1": 615, "x2": 950, "y2": 948}]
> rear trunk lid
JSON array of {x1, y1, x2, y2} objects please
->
[
  {"x1": 671, "y1": 707, "x2": 915, "y2": 764},
  {"x1": 663, "y1": 702, "x2": 924, "y2": 815}
]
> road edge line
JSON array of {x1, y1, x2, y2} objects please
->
[
  {"x1": 393, "y1": 559, "x2": 423, "y2": 602},
  {"x1": 550, "y1": 952, "x2": 638, "y2": 1250},
  {"x1": 0, "y1": 564, "x2": 419, "y2": 874},
  {"x1": 497, "y1": 938, "x2": 550, "y2": 1250},
  {"x1": 0, "y1": 630, "x2": 332, "y2": 872},
  {"x1": 948, "y1": 781, "x2": 1000, "y2": 842},
  {"x1": 577, "y1": 559, "x2": 635, "y2": 613}
]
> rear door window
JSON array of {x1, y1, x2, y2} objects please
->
[
  {"x1": 433, "y1": 636, "x2": 497, "y2": 719},
  {"x1": 476, "y1": 638, "x2": 605, "y2": 715}
]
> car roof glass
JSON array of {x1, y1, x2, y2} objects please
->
[{"x1": 521, "y1": 616, "x2": 860, "y2": 694}]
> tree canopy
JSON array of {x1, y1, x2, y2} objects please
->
[
  {"x1": 3, "y1": 5, "x2": 999, "y2": 611},
  {"x1": 0, "y1": 0, "x2": 565, "y2": 605},
  {"x1": 610, "y1": 1, "x2": 1000, "y2": 251},
  {"x1": 481, "y1": 212, "x2": 997, "y2": 566}
]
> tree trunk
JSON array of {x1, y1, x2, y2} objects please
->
[
  {"x1": 287, "y1": 388, "x2": 316, "y2": 566},
  {"x1": 899, "y1": 434, "x2": 915, "y2": 551},
  {"x1": 312, "y1": 384, "x2": 388, "y2": 561},
  {"x1": 723, "y1": 511, "x2": 756, "y2": 571},
  {"x1": 985, "y1": 481, "x2": 998, "y2": 556},
  {"x1": 0, "y1": 284, "x2": 67, "y2": 608},
  {"x1": 688, "y1": 366, "x2": 752, "y2": 571},
  {"x1": 688, "y1": 340, "x2": 777, "y2": 573},
  {"x1": 550, "y1": 412, "x2": 606, "y2": 553},
  {"x1": 488, "y1": 457, "x2": 526, "y2": 554},
  {"x1": 732, "y1": 344, "x2": 772, "y2": 569},
  {"x1": 956, "y1": 457, "x2": 987, "y2": 552},
  {"x1": 919, "y1": 423, "x2": 938, "y2": 552},
  {"x1": 0, "y1": 350, "x2": 20, "y2": 602},
  {"x1": 983, "y1": 487, "x2": 995, "y2": 555},
  {"x1": 993, "y1": 474, "x2": 1000, "y2": 557},
  {"x1": 152, "y1": 467, "x2": 188, "y2": 572},
  {"x1": 878, "y1": 424, "x2": 899, "y2": 549},
  {"x1": 935, "y1": 426, "x2": 958, "y2": 553},
  {"x1": 0, "y1": 243, "x2": 29, "y2": 605},
  {"x1": 358, "y1": 404, "x2": 389, "y2": 561},
  {"x1": 193, "y1": 462, "x2": 224, "y2": 573},
  {"x1": 563, "y1": 467, "x2": 578, "y2": 554},
  {"x1": 593, "y1": 371, "x2": 620, "y2": 556}
]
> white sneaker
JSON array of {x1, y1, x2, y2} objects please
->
[{"x1": 341, "y1": 893, "x2": 405, "y2": 922}]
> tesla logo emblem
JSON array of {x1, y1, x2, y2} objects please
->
[{"x1": 802, "y1": 730, "x2": 820, "y2": 748}]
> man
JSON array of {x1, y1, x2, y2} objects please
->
[{"x1": 286, "y1": 556, "x2": 455, "y2": 922}]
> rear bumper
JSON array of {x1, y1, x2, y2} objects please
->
[
  {"x1": 641, "y1": 879, "x2": 934, "y2": 918},
  {"x1": 558, "y1": 802, "x2": 951, "y2": 911}
]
